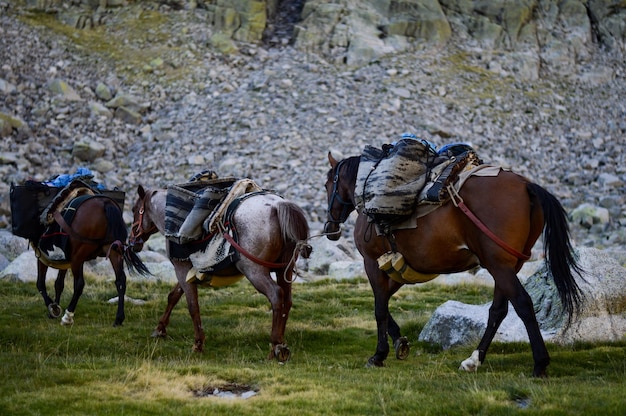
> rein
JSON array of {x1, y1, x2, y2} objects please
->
[
  {"x1": 447, "y1": 185, "x2": 531, "y2": 261},
  {"x1": 129, "y1": 194, "x2": 158, "y2": 246}
]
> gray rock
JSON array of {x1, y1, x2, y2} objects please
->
[
  {"x1": 0, "y1": 251, "x2": 38, "y2": 283},
  {"x1": 72, "y1": 137, "x2": 106, "y2": 162},
  {"x1": 95, "y1": 82, "x2": 113, "y2": 101},
  {"x1": 419, "y1": 247, "x2": 626, "y2": 347},
  {"x1": 327, "y1": 260, "x2": 365, "y2": 280},
  {"x1": 305, "y1": 235, "x2": 360, "y2": 275},
  {"x1": 114, "y1": 106, "x2": 143, "y2": 124},
  {"x1": 0, "y1": 231, "x2": 30, "y2": 261},
  {"x1": 47, "y1": 79, "x2": 82, "y2": 101}
]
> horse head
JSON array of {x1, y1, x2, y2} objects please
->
[
  {"x1": 129, "y1": 184, "x2": 159, "y2": 252},
  {"x1": 323, "y1": 152, "x2": 357, "y2": 241}
]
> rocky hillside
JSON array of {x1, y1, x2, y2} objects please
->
[{"x1": 0, "y1": 0, "x2": 625, "y2": 253}]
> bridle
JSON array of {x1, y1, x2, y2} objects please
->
[
  {"x1": 129, "y1": 192, "x2": 158, "y2": 248},
  {"x1": 325, "y1": 159, "x2": 354, "y2": 227}
]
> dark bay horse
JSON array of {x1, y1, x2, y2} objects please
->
[
  {"x1": 324, "y1": 152, "x2": 583, "y2": 377},
  {"x1": 130, "y1": 185, "x2": 311, "y2": 362},
  {"x1": 36, "y1": 195, "x2": 150, "y2": 326}
]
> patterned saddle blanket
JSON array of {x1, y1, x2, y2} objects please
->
[
  {"x1": 164, "y1": 175, "x2": 265, "y2": 280},
  {"x1": 355, "y1": 139, "x2": 483, "y2": 228}
]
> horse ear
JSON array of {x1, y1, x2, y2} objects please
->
[
  {"x1": 328, "y1": 151, "x2": 339, "y2": 168},
  {"x1": 137, "y1": 184, "x2": 145, "y2": 199}
]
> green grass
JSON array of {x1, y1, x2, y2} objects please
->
[{"x1": 0, "y1": 277, "x2": 624, "y2": 415}]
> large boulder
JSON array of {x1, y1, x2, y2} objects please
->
[{"x1": 419, "y1": 247, "x2": 626, "y2": 348}]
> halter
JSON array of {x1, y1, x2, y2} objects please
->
[
  {"x1": 325, "y1": 159, "x2": 354, "y2": 226},
  {"x1": 129, "y1": 193, "x2": 158, "y2": 247}
]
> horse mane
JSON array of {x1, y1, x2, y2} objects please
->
[{"x1": 343, "y1": 156, "x2": 360, "y2": 179}]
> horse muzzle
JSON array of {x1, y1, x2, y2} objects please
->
[
  {"x1": 129, "y1": 239, "x2": 144, "y2": 252},
  {"x1": 323, "y1": 221, "x2": 342, "y2": 241}
]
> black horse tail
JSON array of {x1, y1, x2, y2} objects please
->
[
  {"x1": 276, "y1": 201, "x2": 312, "y2": 259},
  {"x1": 104, "y1": 200, "x2": 151, "y2": 277},
  {"x1": 527, "y1": 183, "x2": 584, "y2": 323},
  {"x1": 123, "y1": 247, "x2": 152, "y2": 277}
]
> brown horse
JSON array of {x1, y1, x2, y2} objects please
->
[
  {"x1": 35, "y1": 195, "x2": 150, "y2": 326},
  {"x1": 323, "y1": 152, "x2": 583, "y2": 377},
  {"x1": 130, "y1": 185, "x2": 311, "y2": 362}
]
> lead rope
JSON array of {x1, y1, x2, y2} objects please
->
[
  {"x1": 219, "y1": 218, "x2": 340, "y2": 284},
  {"x1": 283, "y1": 230, "x2": 348, "y2": 283}
]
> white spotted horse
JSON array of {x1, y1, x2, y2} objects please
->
[{"x1": 130, "y1": 182, "x2": 311, "y2": 362}]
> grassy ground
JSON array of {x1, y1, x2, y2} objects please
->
[{"x1": 0, "y1": 276, "x2": 624, "y2": 415}]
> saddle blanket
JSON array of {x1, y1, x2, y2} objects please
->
[
  {"x1": 186, "y1": 228, "x2": 239, "y2": 273},
  {"x1": 376, "y1": 164, "x2": 503, "y2": 234},
  {"x1": 355, "y1": 138, "x2": 436, "y2": 218},
  {"x1": 165, "y1": 178, "x2": 261, "y2": 244}
]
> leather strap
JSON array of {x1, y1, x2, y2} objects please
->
[
  {"x1": 222, "y1": 231, "x2": 288, "y2": 269},
  {"x1": 53, "y1": 210, "x2": 105, "y2": 245},
  {"x1": 447, "y1": 184, "x2": 530, "y2": 261},
  {"x1": 456, "y1": 201, "x2": 530, "y2": 261}
]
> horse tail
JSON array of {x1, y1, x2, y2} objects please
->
[
  {"x1": 103, "y1": 199, "x2": 151, "y2": 277},
  {"x1": 123, "y1": 247, "x2": 152, "y2": 276},
  {"x1": 527, "y1": 183, "x2": 584, "y2": 322},
  {"x1": 276, "y1": 201, "x2": 312, "y2": 259}
]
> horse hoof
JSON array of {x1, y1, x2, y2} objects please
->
[
  {"x1": 48, "y1": 303, "x2": 62, "y2": 319},
  {"x1": 272, "y1": 344, "x2": 291, "y2": 363},
  {"x1": 151, "y1": 329, "x2": 166, "y2": 338},
  {"x1": 60, "y1": 311, "x2": 74, "y2": 326},
  {"x1": 394, "y1": 336, "x2": 410, "y2": 360},
  {"x1": 459, "y1": 350, "x2": 481, "y2": 372},
  {"x1": 366, "y1": 356, "x2": 385, "y2": 368}
]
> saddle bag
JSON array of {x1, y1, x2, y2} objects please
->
[
  {"x1": 10, "y1": 180, "x2": 126, "y2": 241},
  {"x1": 10, "y1": 182, "x2": 56, "y2": 240}
]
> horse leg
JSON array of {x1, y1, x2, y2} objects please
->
[
  {"x1": 152, "y1": 282, "x2": 184, "y2": 338},
  {"x1": 35, "y1": 260, "x2": 63, "y2": 318},
  {"x1": 365, "y1": 257, "x2": 404, "y2": 367},
  {"x1": 173, "y1": 260, "x2": 205, "y2": 352},
  {"x1": 272, "y1": 267, "x2": 294, "y2": 362},
  {"x1": 509, "y1": 284, "x2": 550, "y2": 377},
  {"x1": 61, "y1": 263, "x2": 86, "y2": 326},
  {"x1": 460, "y1": 287, "x2": 508, "y2": 373},
  {"x1": 462, "y1": 269, "x2": 550, "y2": 377},
  {"x1": 108, "y1": 249, "x2": 127, "y2": 327},
  {"x1": 242, "y1": 263, "x2": 291, "y2": 362},
  {"x1": 388, "y1": 315, "x2": 410, "y2": 360},
  {"x1": 51, "y1": 269, "x2": 67, "y2": 318}
]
